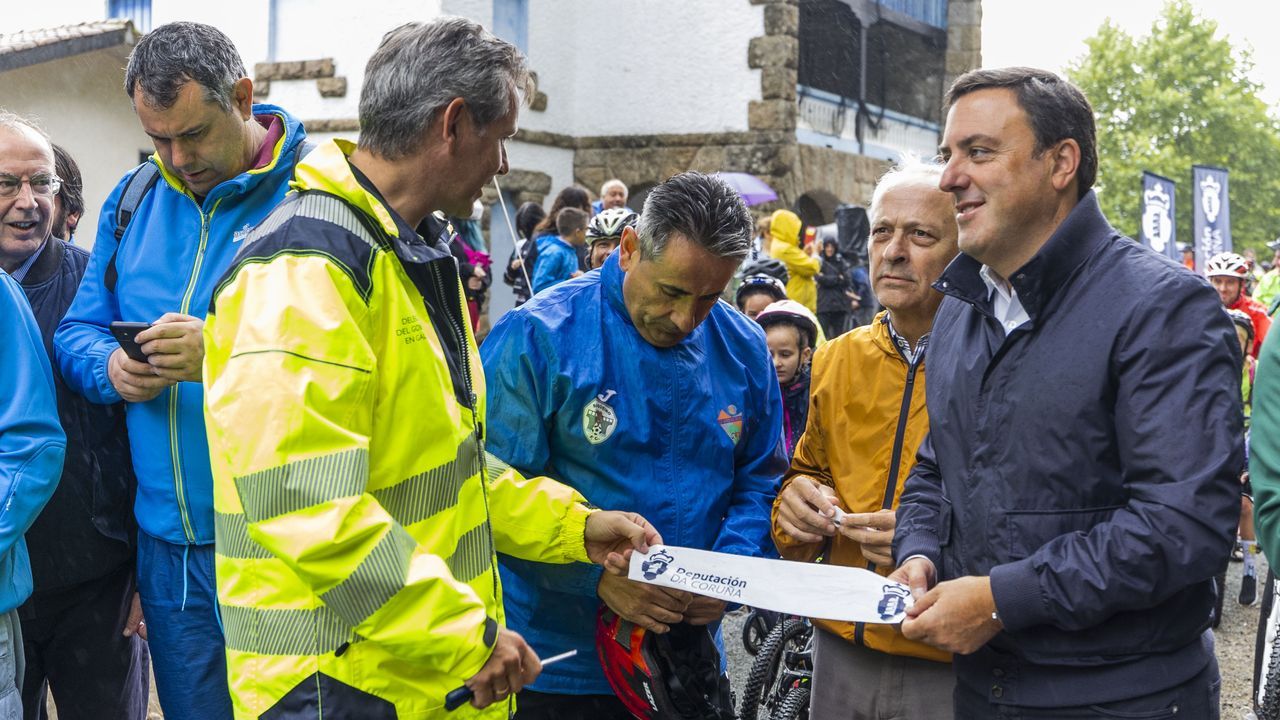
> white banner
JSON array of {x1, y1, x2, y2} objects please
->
[{"x1": 628, "y1": 545, "x2": 913, "y2": 624}]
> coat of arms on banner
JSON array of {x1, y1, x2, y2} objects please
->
[
  {"x1": 583, "y1": 390, "x2": 618, "y2": 445},
  {"x1": 877, "y1": 584, "x2": 911, "y2": 621},
  {"x1": 1200, "y1": 174, "x2": 1222, "y2": 223},
  {"x1": 717, "y1": 405, "x2": 743, "y2": 445},
  {"x1": 1142, "y1": 182, "x2": 1173, "y2": 253}
]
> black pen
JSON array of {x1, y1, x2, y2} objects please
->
[{"x1": 444, "y1": 649, "x2": 578, "y2": 711}]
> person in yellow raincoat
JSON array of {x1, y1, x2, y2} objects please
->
[{"x1": 768, "y1": 209, "x2": 821, "y2": 313}]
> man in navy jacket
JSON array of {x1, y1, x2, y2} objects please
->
[{"x1": 891, "y1": 67, "x2": 1240, "y2": 717}]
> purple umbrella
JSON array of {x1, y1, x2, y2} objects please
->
[{"x1": 713, "y1": 172, "x2": 778, "y2": 206}]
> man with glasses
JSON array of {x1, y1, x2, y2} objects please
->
[
  {"x1": 0, "y1": 113, "x2": 143, "y2": 719},
  {"x1": 55, "y1": 22, "x2": 308, "y2": 718}
]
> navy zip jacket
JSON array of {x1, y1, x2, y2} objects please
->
[
  {"x1": 18, "y1": 239, "x2": 134, "y2": 594},
  {"x1": 894, "y1": 192, "x2": 1241, "y2": 707}
]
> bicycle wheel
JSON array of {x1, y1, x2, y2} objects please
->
[
  {"x1": 772, "y1": 684, "x2": 810, "y2": 720},
  {"x1": 743, "y1": 611, "x2": 771, "y2": 656},
  {"x1": 740, "y1": 619, "x2": 809, "y2": 720}
]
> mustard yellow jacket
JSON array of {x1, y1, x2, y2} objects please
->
[
  {"x1": 771, "y1": 313, "x2": 950, "y2": 663},
  {"x1": 204, "y1": 139, "x2": 597, "y2": 719}
]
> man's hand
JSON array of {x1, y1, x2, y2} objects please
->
[
  {"x1": 136, "y1": 313, "x2": 205, "y2": 383},
  {"x1": 775, "y1": 475, "x2": 840, "y2": 544},
  {"x1": 598, "y1": 572, "x2": 690, "y2": 634},
  {"x1": 886, "y1": 556, "x2": 936, "y2": 602},
  {"x1": 900, "y1": 575, "x2": 1002, "y2": 655},
  {"x1": 465, "y1": 628, "x2": 540, "y2": 709},
  {"x1": 107, "y1": 348, "x2": 173, "y2": 403},
  {"x1": 122, "y1": 592, "x2": 147, "y2": 641},
  {"x1": 584, "y1": 511, "x2": 662, "y2": 569},
  {"x1": 684, "y1": 596, "x2": 727, "y2": 626},
  {"x1": 838, "y1": 509, "x2": 895, "y2": 566}
]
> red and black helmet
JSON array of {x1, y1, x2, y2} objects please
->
[{"x1": 596, "y1": 608, "x2": 736, "y2": 720}]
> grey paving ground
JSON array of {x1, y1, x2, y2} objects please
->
[{"x1": 724, "y1": 553, "x2": 1269, "y2": 719}]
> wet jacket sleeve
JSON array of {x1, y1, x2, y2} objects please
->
[
  {"x1": 531, "y1": 242, "x2": 573, "y2": 295},
  {"x1": 480, "y1": 312, "x2": 606, "y2": 597},
  {"x1": 775, "y1": 243, "x2": 820, "y2": 280},
  {"x1": 772, "y1": 346, "x2": 835, "y2": 563},
  {"x1": 0, "y1": 275, "x2": 65, "y2": 558},
  {"x1": 53, "y1": 174, "x2": 132, "y2": 405},
  {"x1": 893, "y1": 432, "x2": 945, "y2": 569},
  {"x1": 988, "y1": 284, "x2": 1241, "y2": 632},
  {"x1": 1253, "y1": 331, "x2": 1280, "y2": 558},
  {"x1": 714, "y1": 340, "x2": 787, "y2": 557},
  {"x1": 205, "y1": 254, "x2": 492, "y2": 674}
]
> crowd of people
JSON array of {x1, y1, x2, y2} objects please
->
[{"x1": 0, "y1": 12, "x2": 1271, "y2": 720}]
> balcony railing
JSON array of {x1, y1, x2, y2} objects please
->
[
  {"x1": 877, "y1": 0, "x2": 948, "y2": 29},
  {"x1": 796, "y1": 85, "x2": 941, "y2": 163}
]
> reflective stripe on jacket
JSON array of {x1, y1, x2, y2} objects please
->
[
  {"x1": 772, "y1": 312, "x2": 948, "y2": 663},
  {"x1": 54, "y1": 105, "x2": 306, "y2": 544},
  {"x1": 204, "y1": 139, "x2": 596, "y2": 719}
]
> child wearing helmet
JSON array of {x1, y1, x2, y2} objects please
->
[
  {"x1": 585, "y1": 207, "x2": 638, "y2": 270},
  {"x1": 756, "y1": 300, "x2": 820, "y2": 457}
]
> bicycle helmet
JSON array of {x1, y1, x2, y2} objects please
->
[
  {"x1": 737, "y1": 256, "x2": 790, "y2": 284},
  {"x1": 597, "y1": 608, "x2": 735, "y2": 720},
  {"x1": 735, "y1": 275, "x2": 788, "y2": 307},
  {"x1": 1206, "y1": 252, "x2": 1251, "y2": 279},
  {"x1": 755, "y1": 300, "x2": 820, "y2": 350},
  {"x1": 588, "y1": 207, "x2": 639, "y2": 241},
  {"x1": 1228, "y1": 308, "x2": 1256, "y2": 343}
]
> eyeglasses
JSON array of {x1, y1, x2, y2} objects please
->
[{"x1": 0, "y1": 174, "x2": 62, "y2": 198}]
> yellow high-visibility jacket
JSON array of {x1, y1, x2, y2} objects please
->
[{"x1": 204, "y1": 139, "x2": 598, "y2": 719}]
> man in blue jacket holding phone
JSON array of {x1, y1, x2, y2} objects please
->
[{"x1": 54, "y1": 21, "x2": 307, "y2": 719}]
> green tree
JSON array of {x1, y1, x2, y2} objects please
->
[{"x1": 1067, "y1": 0, "x2": 1280, "y2": 254}]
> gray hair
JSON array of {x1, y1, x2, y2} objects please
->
[
  {"x1": 636, "y1": 172, "x2": 753, "y2": 261},
  {"x1": 600, "y1": 178, "x2": 627, "y2": 197},
  {"x1": 358, "y1": 16, "x2": 533, "y2": 160},
  {"x1": 0, "y1": 111, "x2": 49, "y2": 142},
  {"x1": 125, "y1": 22, "x2": 247, "y2": 111},
  {"x1": 869, "y1": 157, "x2": 946, "y2": 217}
]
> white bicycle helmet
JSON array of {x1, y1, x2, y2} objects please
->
[
  {"x1": 1206, "y1": 252, "x2": 1250, "y2": 279},
  {"x1": 587, "y1": 207, "x2": 638, "y2": 241}
]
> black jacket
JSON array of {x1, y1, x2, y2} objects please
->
[
  {"x1": 815, "y1": 246, "x2": 853, "y2": 315},
  {"x1": 894, "y1": 192, "x2": 1240, "y2": 706},
  {"x1": 18, "y1": 239, "x2": 135, "y2": 595}
]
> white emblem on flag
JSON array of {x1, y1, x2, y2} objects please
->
[
  {"x1": 1200, "y1": 174, "x2": 1222, "y2": 223},
  {"x1": 1142, "y1": 182, "x2": 1173, "y2": 253}
]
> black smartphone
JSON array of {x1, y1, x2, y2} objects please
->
[{"x1": 109, "y1": 321, "x2": 152, "y2": 362}]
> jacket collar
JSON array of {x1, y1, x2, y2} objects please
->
[
  {"x1": 153, "y1": 104, "x2": 306, "y2": 205},
  {"x1": 602, "y1": 251, "x2": 631, "y2": 323},
  {"x1": 18, "y1": 237, "x2": 64, "y2": 287},
  {"x1": 934, "y1": 190, "x2": 1117, "y2": 320},
  {"x1": 293, "y1": 138, "x2": 406, "y2": 240}
]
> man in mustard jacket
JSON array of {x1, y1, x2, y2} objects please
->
[
  {"x1": 203, "y1": 18, "x2": 657, "y2": 719},
  {"x1": 772, "y1": 160, "x2": 959, "y2": 717}
]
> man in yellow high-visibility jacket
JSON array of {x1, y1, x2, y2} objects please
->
[{"x1": 203, "y1": 17, "x2": 658, "y2": 719}]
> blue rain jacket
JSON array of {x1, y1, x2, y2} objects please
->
[
  {"x1": 531, "y1": 233, "x2": 578, "y2": 295},
  {"x1": 53, "y1": 105, "x2": 307, "y2": 545},
  {"x1": 480, "y1": 253, "x2": 787, "y2": 694},
  {"x1": 0, "y1": 272, "x2": 65, "y2": 612}
]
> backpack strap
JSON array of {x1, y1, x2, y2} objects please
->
[
  {"x1": 102, "y1": 140, "x2": 316, "y2": 295},
  {"x1": 105, "y1": 163, "x2": 162, "y2": 294}
]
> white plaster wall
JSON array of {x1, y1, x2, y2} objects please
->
[
  {"x1": 505, "y1": 139, "x2": 575, "y2": 198},
  {"x1": 522, "y1": 1, "x2": 764, "y2": 137},
  {"x1": 0, "y1": 47, "x2": 153, "y2": 249},
  {"x1": 6, "y1": 1, "x2": 103, "y2": 33}
]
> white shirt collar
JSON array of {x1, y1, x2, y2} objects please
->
[{"x1": 979, "y1": 264, "x2": 1030, "y2": 335}]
